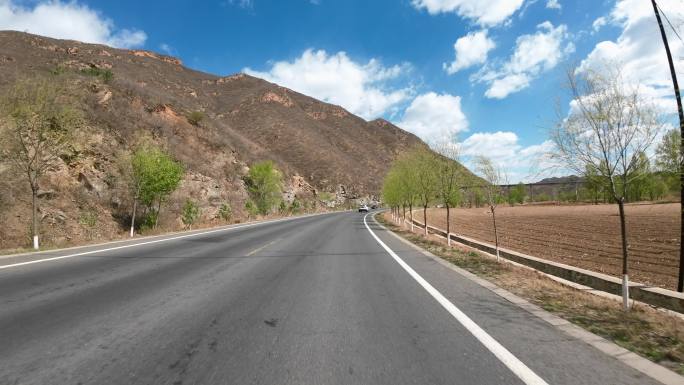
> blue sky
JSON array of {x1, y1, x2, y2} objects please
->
[{"x1": 1, "y1": 0, "x2": 682, "y2": 181}]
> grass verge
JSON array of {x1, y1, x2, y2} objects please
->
[{"x1": 378, "y1": 213, "x2": 684, "y2": 375}]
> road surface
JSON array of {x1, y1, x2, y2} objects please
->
[{"x1": 0, "y1": 212, "x2": 662, "y2": 384}]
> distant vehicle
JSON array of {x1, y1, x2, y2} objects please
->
[
  {"x1": 370, "y1": 204, "x2": 378, "y2": 209},
  {"x1": 358, "y1": 205, "x2": 369, "y2": 212}
]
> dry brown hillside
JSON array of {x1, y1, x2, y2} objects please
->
[{"x1": 0, "y1": 31, "x2": 457, "y2": 250}]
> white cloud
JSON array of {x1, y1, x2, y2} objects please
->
[
  {"x1": 411, "y1": 0, "x2": 524, "y2": 27},
  {"x1": 108, "y1": 29, "x2": 146, "y2": 48},
  {"x1": 223, "y1": 0, "x2": 253, "y2": 9},
  {"x1": 159, "y1": 43, "x2": 177, "y2": 56},
  {"x1": 461, "y1": 131, "x2": 519, "y2": 160},
  {"x1": 477, "y1": 21, "x2": 572, "y2": 99},
  {"x1": 579, "y1": 0, "x2": 684, "y2": 114},
  {"x1": 0, "y1": 0, "x2": 147, "y2": 48},
  {"x1": 546, "y1": 0, "x2": 561, "y2": 10},
  {"x1": 484, "y1": 73, "x2": 530, "y2": 99},
  {"x1": 395, "y1": 92, "x2": 468, "y2": 142},
  {"x1": 244, "y1": 49, "x2": 412, "y2": 119},
  {"x1": 592, "y1": 16, "x2": 607, "y2": 33},
  {"x1": 444, "y1": 29, "x2": 496, "y2": 74},
  {"x1": 460, "y1": 131, "x2": 556, "y2": 182}
]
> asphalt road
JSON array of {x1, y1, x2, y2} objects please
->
[{"x1": 0, "y1": 212, "x2": 662, "y2": 385}]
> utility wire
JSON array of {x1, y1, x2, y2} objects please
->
[{"x1": 657, "y1": 3, "x2": 684, "y2": 45}]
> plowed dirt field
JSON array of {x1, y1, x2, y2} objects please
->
[{"x1": 424, "y1": 203, "x2": 680, "y2": 290}]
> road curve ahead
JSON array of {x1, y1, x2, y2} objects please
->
[{"x1": 0, "y1": 212, "x2": 660, "y2": 385}]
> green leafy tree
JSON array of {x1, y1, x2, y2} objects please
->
[
  {"x1": 148, "y1": 150, "x2": 183, "y2": 228},
  {"x1": 243, "y1": 161, "x2": 283, "y2": 215},
  {"x1": 655, "y1": 128, "x2": 680, "y2": 174},
  {"x1": 395, "y1": 152, "x2": 419, "y2": 230},
  {"x1": 399, "y1": 147, "x2": 439, "y2": 236},
  {"x1": 0, "y1": 77, "x2": 83, "y2": 249},
  {"x1": 470, "y1": 186, "x2": 485, "y2": 208},
  {"x1": 655, "y1": 129, "x2": 681, "y2": 195},
  {"x1": 584, "y1": 164, "x2": 608, "y2": 204},
  {"x1": 382, "y1": 168, "x2": 403, "y2": 224},
  {"x1": 127, "y1": 144, "x2": 184, "y2": 235},
  {"x1": 625, "y1": 153, "x2": 652, "y2": 202},
  {"x1": 432, "y1": 142, "x2": 463, "y2": 244},
  {"x1": 647, "y1": 175, "x2": 668, "y2": 201},
  {"x1": 508, "y1": 183, "x2": 526, "y2": 206},
  {"x1": 181, "y1": 199, "x2": 201, "y2": 229}
]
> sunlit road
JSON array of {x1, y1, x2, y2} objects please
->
[{"x1": 0, "y1": 212, "x2": 658, "y2": 385}]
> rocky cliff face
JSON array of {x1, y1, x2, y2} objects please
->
[{"x1": 0, "y1": 31, "x2": 432, "y2": 250}]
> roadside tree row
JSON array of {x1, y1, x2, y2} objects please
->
[{"x1": 382, "y1": 144, "x2": 490, "y2": 246}]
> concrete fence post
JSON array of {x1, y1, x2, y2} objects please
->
[{"x1": 622, "y1": 274, "x2": 631, "y2": 310}]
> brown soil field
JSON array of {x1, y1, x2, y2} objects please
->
[{"x1": 423, "y1": 203, "x2": 681, "y2": 290}]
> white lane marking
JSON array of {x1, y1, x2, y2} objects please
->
[
  {"x1": 0, "y1": 214, "x2": 330, "y2": 270},
  {"x1": 363, "y1": 213, "x2": 548, "y2": 385},
  {"x1": 246, "y1": 238, "x2": 281, "y2": 257}
]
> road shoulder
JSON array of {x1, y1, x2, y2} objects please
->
[{"x1": 371, "y1": 212, "x2": 684, "y2": 385}]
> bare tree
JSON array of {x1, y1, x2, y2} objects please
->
[
  {"x1": 550, "y1": 66, "x2": 663, "y2": 310},
  {"x1": 0, "y1": 78, "x2": 82, "y2": 250},
  {"x1": 432, "y1": 141, "x2": 463, "y2": 246},
  {"x1": 474, "y1": 156, "x2": 503, "y2": 261}
]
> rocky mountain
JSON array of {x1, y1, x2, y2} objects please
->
[{"x1": 0, "y1": 31, "x2": 456, "y2": 250}]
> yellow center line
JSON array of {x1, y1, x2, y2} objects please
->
[{"x1": 246, "y1": 238, "x2": 281, "y2": 257}]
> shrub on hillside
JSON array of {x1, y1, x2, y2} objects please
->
[
  {"x1": 290, "y1": 199, "x2": 301, "y2": 214},
  {"x1": 81, "y1": 67, "x2": 113, "y2": 83},
  {"x1": 186, "y1": 111, "x2": 205, "y2": 126},
  {"x1": 245, "y1": 200, "x2": 258, "y2": 219},
  {"x1": 218, "y1": 202, "x2": 232, "y2": 222},
  {"x1": 181, "y1": 199, "x2": 201, "y2": 229},
  {"x1": 243, "y1": 161, "x2": 283, "y2": 215}
]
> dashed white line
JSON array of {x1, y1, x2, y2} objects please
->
[
  {"x1": 246, "y1": 238, "x2": 281, "y2": 257},
  {"x1": 0, "y1": 213, "x2": 329, "y2": 270}
]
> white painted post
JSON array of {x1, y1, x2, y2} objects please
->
[
  {"x1": 622, "y1": 274, "x2": 631, "y2": 310},
  {"x1": 447, "y1": 233, "x2": 451, "y2": 247},
  {"x1": 33, "y1": 235, "x2": 39, "y2": 250}
]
